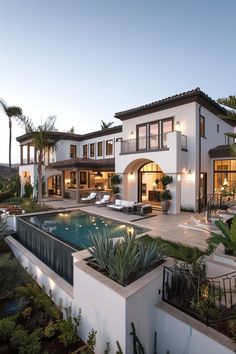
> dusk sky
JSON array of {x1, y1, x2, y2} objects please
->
[{"x1": 0, "y1": 0, "x2": 235, "y2": 163}]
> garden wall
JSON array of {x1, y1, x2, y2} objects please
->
[
  {"x1": 156, "y1": 302, "x2": 236, "y2": 354},
  {"x1": 73, "y1": 255, "x2": 165, "y2": 353}
]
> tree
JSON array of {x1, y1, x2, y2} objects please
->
[
  {"x1": 217, "y1": 96, "x2": 236, "y2": 121},
  {"x1": 100, "y1": 120, "x2": 114, "y2": 130},
  {"x1": 0, "y1": 100, "x2": 22, "y2": 172},
  {"x1": 18, "y1": 116, "x2": 57, "y2": 206},
  {"x1": 217, "y1": 96, "x2": 236, "y2": 155}
]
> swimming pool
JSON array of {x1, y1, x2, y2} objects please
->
[
  {"x1": 24, "y1": 210, "x2": 146, "y2": 250},
  {"x1": 15, "y1": 210, "x2": 147, "y2": 285}
]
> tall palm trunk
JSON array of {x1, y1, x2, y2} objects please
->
[
  {"x1": 9, "y1": 118, "x2": 12, "y2": 172},
  {"x1": 37, "y1": 150, "x2": 43, "y2": 207}
]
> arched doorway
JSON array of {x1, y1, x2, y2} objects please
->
[{"x1": 138, "y1": 162, "x2": 164, "y2": 205}]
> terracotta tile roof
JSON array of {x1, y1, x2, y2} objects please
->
[
  {"x1": 209, "y1": 145, "x2": 234, "y2": 158},
  {"x1": 114, "y1": 88, "x2": 228, "y2": 121},
  {"x1": 16, "y1": 126, "x2": 122, "y2": 143},
  {"x1": 48, "y1": 157, "x2": 115, "y2": 170}
]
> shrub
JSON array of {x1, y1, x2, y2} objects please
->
[
  {"x1": 58, "y1": 307, "x2": 81, "y2": 348},
  {"x1": 161, "y1": 175, "x2": 173, "y2": 190},
  {"x1": 160, "y1": 189, "x2": 172, "y2": 201},
  {"x1": 16, "y1": 283, "x2": 61, "y2": 320},
  {"x1": 207, "y1": 216, "x2": 236, "y2": 255},
  {"x1": 0, "y1": 317, "x2": 16, "y2": 341},
  {"x1": 157, "y1": 239, "x2": 205, "y2": 264},
  {"x1": 0, "y1": 254, "x2": 30, "y2": 298},
  {"x1": 10, "y1": 326, "x2": 42, "y2": 354},
  {"x1": 44, "y1": 320, "x2": 58, "y2": 339},
  {"x1": 24, "y1": 182, "x2": 33, "y2": 198}
]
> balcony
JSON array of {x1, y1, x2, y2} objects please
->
[{"x1": 120, "y1": 134, "x2": 187, "y2": 155}]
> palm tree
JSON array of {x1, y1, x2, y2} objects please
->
[
  {"x1": 101, "y1": 120, "x2": 114, "y2": 130},
  {"x1": 0, "y1": 100, "x2": 22, "y2": 172},
  {"x1": 18, "y1": 115, "x2": 57, "y2": 206},
  {"x1": 207, "y1": 216, "x2": 236, "y2": 255},
  {"x1": 217, "y1": 96, "x2": 236, "y2": 155},
  {"x1": 217, "y1": 96, "x2": 236, "y2": 121}
]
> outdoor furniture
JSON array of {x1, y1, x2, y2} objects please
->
[
  {"x1": 95, "y1": 194, "x2": 111, "y2": 206},
  {"x1": 133, "y1": 203, "x2": 152, "y2": 216},
  {"x1": 80, "y1": 192, "x2": 97, "y2": 203},
  {"x1": 106, "y1": 199, "x2": 135, "y2": 212}
]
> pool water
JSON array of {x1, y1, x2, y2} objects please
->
[{"x1": 26, "y1": 210, "x2": 146, "y2": 250}]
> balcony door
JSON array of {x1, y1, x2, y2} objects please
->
[{"x1": 137, "y1": 125, "x2": 147, "y2": 151}]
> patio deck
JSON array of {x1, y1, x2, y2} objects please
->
[{"x1": 42, "y1": 197, "x2": 211, "y2": 251}]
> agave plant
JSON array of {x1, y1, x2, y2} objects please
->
[
  {"x1": 207, "y1": 216, "x2": 236, "y2": 255},
  {"x1": 88, "y1": 232, "x2": 164, "y2": 285}
]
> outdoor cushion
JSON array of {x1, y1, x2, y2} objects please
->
[{"x1": 115, "y1": 199, "x2": 122, "y2": 206}]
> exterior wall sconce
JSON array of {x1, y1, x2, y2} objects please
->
[
  {"x1": 177, "y1": 174, "x2": 181, "y2": 182},
  {"x1": 23, "y1": 171, "x2": 28, "y2": 178},
  {"x1": 187, "y1": 170, "x2": 193, "y2": 181},
  {"x1": 128, "y1": 171, "x2": 134, "y2": 181},
  {"x1": 175, "y1": 121, "x2": 181, "y2": 132},
  {"x1": 130, "y1": 131, "x2": 134, "y2": 139},
  {"x1": 200, "y1": 173, "x2": 204, "y2": 179}
]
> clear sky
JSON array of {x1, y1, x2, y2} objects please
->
[{"x1": 0, "y1": 0, "x2": 235, "y2": 163}]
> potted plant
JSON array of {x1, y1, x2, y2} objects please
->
[
  {"x1": 160, "y1": 189, "x2": 172, "y2": 214},
  {"x1": 160, "y1": 175, "x2": 173, "y2": 214},
  {"x1": 110, "y1": 174, "x2": 122, "y2": 202}
]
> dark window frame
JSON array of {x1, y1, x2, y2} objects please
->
[
  {"x1": 70, "y1": 145, "x2": 77, "y2": 158},
  {"x1": 200, "y1": 115, "x2": 206, "y2": 138},
  {"x1": 97, "y1": 141, "x2": 103, "y2": 157},
  {"x1": 83, "y1": 144, "x2": 88, "y2": 158},
  {"x1": 106, "y1": 140, "x2": 113, "y2": 155},
  {"x1": 136, "y1": 117, "x2": 173, "y2": 151},
  {"x1": 90, "y1": 143, "x2": 95, "y2": 158}
]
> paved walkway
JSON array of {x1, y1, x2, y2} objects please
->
[{"x1": 43, "y1": 198, "x2": 213, "y2": 250}]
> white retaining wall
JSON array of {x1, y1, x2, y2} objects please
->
[{"x1": 156, "y1": 303, "x2": 236, "y2": 354}]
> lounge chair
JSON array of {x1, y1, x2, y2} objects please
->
[
  {"x1": 80, "y1": 192, "x2": 97, "y2": 203},
  {"x1": 95, "y1": 194, "x2": 111, "y2": 206}
]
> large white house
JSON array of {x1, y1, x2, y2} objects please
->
[{"x1": 17, "y1": 88, "x2": 235, "y2": 213}]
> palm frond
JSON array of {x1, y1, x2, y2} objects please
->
[
  {"x1": 218, "y1": 96, "x2": 236, "y2": 110},
  {"x1": 217, "y1": 96, "x2": 236, "y2": 121}
]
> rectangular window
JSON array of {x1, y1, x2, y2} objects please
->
[
  {"x1": 217, "y1": 124, "x2": 219, "y2": 133},
  {"x1": 70, "y1": 145, "x2": 77, "y2": 158},
  {"x1": 90, "y1": 143, "x2": 95, "y2": 158},
  {"x1": 106, "y1": 140, "x2": 113, "y2": 155},
  {"x1": 137, "y1": 125, "x2": 147, "y2": 150},
  {"x1": 83, "y1": 145, "x2": 88, "y2": 158},
  {"x1": 149, "y1": 122, "x2": 159, "y2": 149},
  {"x1": 80, "y1": 171, "x2": 87, "y2": 185},
  {"x1": 97, "y1": 141, "x2": 103, "y2": 156},
  {"x1": 162, "y1": 119, "x2": 173, "y2": 147},
  {"x1": 200, "y1": 116, "x2": 205, "y2": 137}
]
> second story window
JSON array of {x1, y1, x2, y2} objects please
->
[
  {"x1": 97, "y1": 141, "x2": 103, "y2": 157},
  {"x1": 217, "y1": 124, "x2": 219, "y2": 133},
  {"x1": 90, "y1": 143, "x2": 95, "y2": 158},
  {"x1": 83, "y1": 144, "x2": 88, "y2": 158},
  {"x1": 70, "y1": 145, "x2": 77, "y2": 158},
  {"x1": 106, "y1": 140, "x2": 113, "y2": 155},
  {"x1": 200, "y1": 116, "x2": 205, "y2": 137}
]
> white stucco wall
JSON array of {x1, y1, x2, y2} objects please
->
[
  {"x1": 155, "y1": 304, "x2": 235, "y2": 354},
  {"x1": 78, "y1": 131, "x2": 122, "y2": 159}
]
